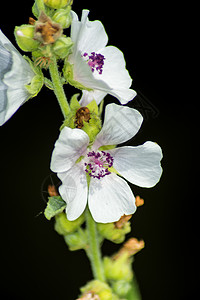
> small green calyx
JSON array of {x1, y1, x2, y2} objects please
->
[
  {"x1": 14, "y1": 25, "x2": 40, "y2": 52},
  {"x1": 44, "y1": 0, "x2": 72, "y2": 9},
  {"x1": 61, "y1": 95, "x2": 102, "y2": 143},
  {"x1": 75, "y1": 100, "x2": 102, "y2": 143}
]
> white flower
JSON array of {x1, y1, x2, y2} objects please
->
[
  {"x1": 68, "y1": 10, "x2": 136, "y2": 106},
  {"x1": 0, "y1": 30, "x2": 35, "y2": 125},
  {"x1": 50, "y1": 103, "x2": 163, "y2": 223}
]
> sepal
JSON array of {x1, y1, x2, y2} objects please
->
[{"x1": 44, "y1": 196, "x2": 66, "y2": 220}]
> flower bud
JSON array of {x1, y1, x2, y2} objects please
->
[
  {"x1": 52, "y1": 6, "x2": 72, "y2": 29},
  {"x1": 54, "y1": 212, "x2": 85, "y2": 235},
  {"x1": 112, "y1": 280, "x2": 132, "y2": 297},
  {"x1": 14, "y1": 25, "x2": 40, "y2": 52},
  {"x1": 79, "y1": 280, "x2": 119, "y2": 300},
  {"x1": 97, "y1": 216, "x2": 131, "y2": 244},
  {"x1": 53, "y1": 36, "x2": 73, "y2": 59},
  {"x1": 103, "y1": 254, "x2": 133, "y2": 282},
  {"x1": 44, "y1": 0, "x2": 72, "y2": 9},
  {"x1": 64, "y1": 228, "x2": 88, "y2": 251}
]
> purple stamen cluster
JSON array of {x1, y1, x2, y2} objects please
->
[
  {"x1": 84, "y1": 150, "x2": 114, "y2": 179},
  {"x1": 83, "y1": 52, "x2": 105, "y2": 74}
]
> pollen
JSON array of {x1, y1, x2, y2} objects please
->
[
  {"x1": 84, "y1": 151, "x2": 114, "y2": 179},
  {"x1": 83, "y1": 52, "x2": 105, "y2": 74}
]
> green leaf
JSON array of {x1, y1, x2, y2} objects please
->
[{"x1": 44, "y1": 196, "x2": 66, "y2": 220}]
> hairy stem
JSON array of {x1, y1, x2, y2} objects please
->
[
  {"x1": 49, "y1": 56, "x2": 70, "y2": 119},
  {"x1": 85, "y1": 208, "x2": 105, "y2": 282}
]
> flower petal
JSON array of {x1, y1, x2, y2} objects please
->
[
  {"x1": 93, "y1": 103, "x2": 143, "y2": 149},
  {"x1": 79, "y1": 90, "x2": 107, "y2": 106},
  {"x1": 0, "y1": 30, "x2": 34, "y2": 125},
  {"x1": 70, "y1": 10, "x2": 108, "y2": 55},
  {"x1": 50, "y1": 127, "x2": 90, "y2": 173},
  {"x1": 109, "y1": 142, "x2": 163, "y2": 188},
  {"x1": 88, "y1": 173, "x2": 136, "y2": 223},
  {"x1": 70, "y1": 49, "x2": 110, "y2": 92},
  {"x1": 58, "y1": 164, "x2": 88, "y2": 221},
  {"x1": 93, "y1": 46, "x2": 136, "y2": 104}
]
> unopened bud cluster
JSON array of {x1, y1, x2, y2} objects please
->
[{"x1": 14, "y1": 1, "x2": 73, "y2": 62}]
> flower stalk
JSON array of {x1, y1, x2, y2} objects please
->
[
  {"x1": 85, "y1": 208, "x2": 105, "y2": 282},
  {"x1": 49, "y1": 56, "x2": 70, "y2": 118}
]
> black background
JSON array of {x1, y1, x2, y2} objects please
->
[{"x1": 0, "y1": 1, "x2": 192, "y2": 299}]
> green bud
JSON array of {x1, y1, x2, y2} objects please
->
[
  {"x1": 53, "y1": 36, "x2": 73, "y2": 59},
  {"x1": 44, "y1": 0, "x2": 72, "y2": 9},
  {"x1": 97, "y1": 220, "x2": 131, "y2": 244},
  {"x1": 54, "y1": 212, "x2": 85, "y2": 235},
  {"x1": 79, "y1": 280, "x2": 119, "y2": 300},
  {"x1": 14, "y1": 25, "x2": 40, "y2": 52},
  {"x1": 112, "y1": 280, "x2": 132, "y2": 297},
  {"x1": 64, "y1": 228, "x2": 88, "y2": 251},
  {"x1": 103, "y1": 254, "x2": 133, "y2": 282},
  {"x1": 52, "y1": 6, "x2": 72, "y2": 28}
]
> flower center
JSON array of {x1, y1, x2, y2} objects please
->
[
  {"x1": 84, "y1": 150, "x2": 114, "y2": 179},
  {"x1": 83, "y1": 52, "x2": 105, "y2": 74}
]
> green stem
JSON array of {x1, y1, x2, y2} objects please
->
[
  {"x1": 35, "y1": 0, "x2": 46, "y2": 13},
  {"x1": 85, "y1": 208, "x2": 105, "y2": 282},
  {"x1": 49, "y1": 56, "x2": 70, "y2": 119}
]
